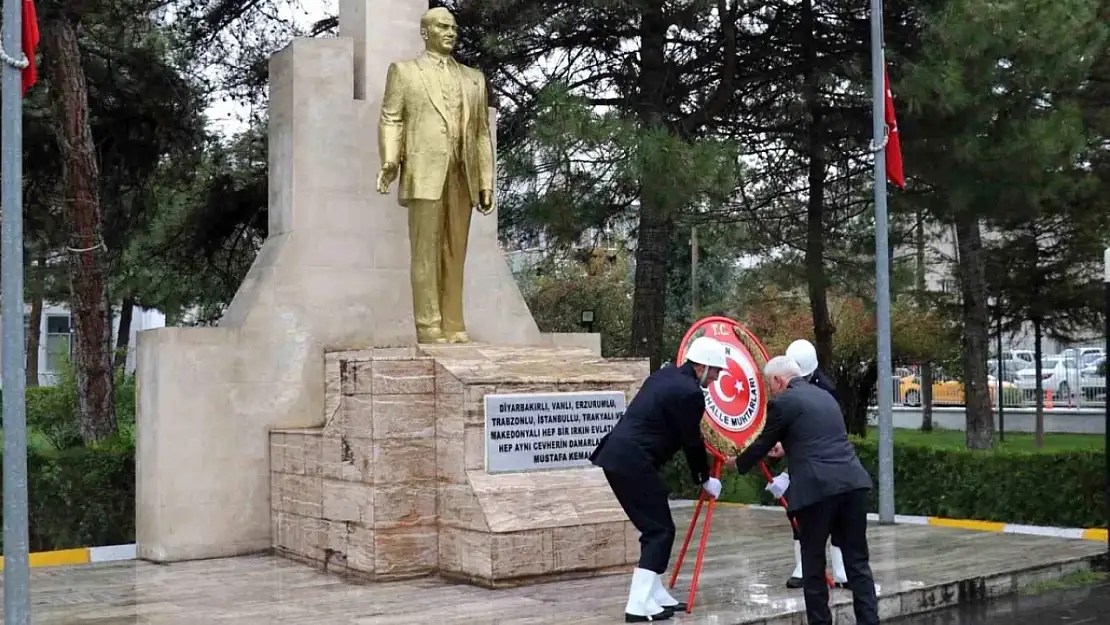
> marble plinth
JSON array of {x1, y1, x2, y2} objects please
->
[{"x1": 270, "y1": 345, "x2": 650, "y2": 585}]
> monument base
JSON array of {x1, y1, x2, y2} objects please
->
[{"x1": 269, "y1": 345, "x2": 648, "y2": 586}]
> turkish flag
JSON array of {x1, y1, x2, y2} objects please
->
[
  {"x1": 21, "y1": 0, "x2": 40, "y2": 97},
  {"x1": 884, "y1": 68, "x2": 905, "y2": 189}
]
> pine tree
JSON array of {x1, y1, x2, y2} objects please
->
[
  {"x1": 898, "y1": 0, "x2": 1106, "y2": 449},
  {"x1": 437, "y1": 0, "x2": 747, "y2": 369},
  {"x1": 987, "y1": 182, "x2": 1109, "y2": 447}
]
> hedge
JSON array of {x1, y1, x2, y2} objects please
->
[
  {"x1": 0, "y1": 438, "x2": 135, "y2": 554},
  {"x1": 662, "y1": 438, "x2": 1107, "y2": 529}
]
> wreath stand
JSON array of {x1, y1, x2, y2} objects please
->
[
  {"x1": 668, "y1": 315, "x2": 833, "y2": 613},
  {"x1": 668, "y1": 454, "x2": 834, "y2": 613}
]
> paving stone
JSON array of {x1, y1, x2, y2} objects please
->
[{"x1": 2, "y1": 507, "x2": 1103, "y2": 624}]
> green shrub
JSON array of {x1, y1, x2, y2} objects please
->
[
  {"x1": 0, "y1": 367, "x2": 138, "y2": 451},
  {"x1": 662, "y1": 439, "x2": 1106, "y2": 529},
  {"x1": 0, "y1": 437, "x2": 135, "y2": 554},
  {"x1": 852, "y1": 438, "x2": 1106, "y2": 528},
  {"x1": 26, "y1": 385, "x2": 81, "y2": 450},
  {"x1": 661, "y1": 452, "x2": 770, "y2": 505},
  {"x1": 0, "y1": 362, "x2": 139, "y2": 553}
]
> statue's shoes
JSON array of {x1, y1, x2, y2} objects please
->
[{"x1": 445, "y1": 332, "x2": 470, "y2": 344}]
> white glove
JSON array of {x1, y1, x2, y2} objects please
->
[
  {"x1": 702, "y1": 477, "x2": 722, "y2": 499},
  {"x1": 765, "y1": 472, "x2": 790, "y2": 499}
]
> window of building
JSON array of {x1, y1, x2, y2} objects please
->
[{"x1": 44, "y1": 315, "x2": 72, "y2": 373}]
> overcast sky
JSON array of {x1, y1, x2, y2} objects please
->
[{"x1": 204, "y1": 1, "x2": 335, "y2": 136}]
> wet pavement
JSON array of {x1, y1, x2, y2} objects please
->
[
  {"x1": 896, "y1": 581, "x2": 1110, "y2": 624},
  {"x1": 0, "y1": 506, "x2": 1103, "y2": 624}
]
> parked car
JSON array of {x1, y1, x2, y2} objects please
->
[
  {"x1": 988, "y1": 358, "x2": 1027, "y2": 383},
  {"x1": 1014, "y1": 356, "x2": 1083, "y2": 401},
  {"x1": 996, "y1": 349, "x2": 1036, "y2": 366},
  {"x1": 899, "y1": 373, "x2": 1017, "y2": 407},
  {"x1": 1080, "y1": 356, "x2": 1106, "y2": 402},
  {"x1": 1060, "y1": 347, "x2": 1104, "y2": 364}
]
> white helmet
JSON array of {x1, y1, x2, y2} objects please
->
[
  {"x1": 786, "y1": 339, "x2": 819, "y2": 376},
  {"x1": 685, "y1": 336, "x2": 728, "y2": 369}
]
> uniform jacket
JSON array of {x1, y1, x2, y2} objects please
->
[
  {"x1": 734, "y1": 378, "x2": 872, "y2": 511},
  {"x1": 809, "y1": 368, "x2": 838, "y2": 400},
  {"x1": 378, "y1": 53, "x2": 495, "y2": 208},
  {"x1": 590, "y1": 362, "x2": 711, "y2": 485}
]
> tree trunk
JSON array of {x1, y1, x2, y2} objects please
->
[
  {"x1": 42, "y1": 16, "x2": 117, "y2": 443},
  {"x1": 954, "y1": 213, "x2": 993, "y2": 450},
  {"x1": 26, "y1": 253, "x2": 44, "y2": 388},
  {"x1": 801, "y1": 0, "x2": 833, "y2": 367},
  {"x1": 835, "y1": 361, "x2": 877, "y2": 437},
  {"x1": 920, "y1": 364, "x2": 934, "y2": 430},
  {"x1": 628, "y1": 4, "x2": 671, "y2": 370},
  {"x1": 1032, "y1": 319, "x2": 1044, "y2": 448},
  {"x1": 915, "y1": 208, "x2": 933, "y2": 431},
  {"x1": 114, "y1": 295, "x2": 136, "y2": 371}
]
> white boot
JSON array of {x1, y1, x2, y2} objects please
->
[
  {"x1": 829, "y1": 545, "x2": 848, "y2": 586},
  {"x1": 651, "y1": 574, "x2": 686, "y2": 612},
  {"x1": 786, "y1": 540, "x2": 804, "y2": 588},
  {"x1": 624, "y1": 568, "x2": 672, "y2": 622}
]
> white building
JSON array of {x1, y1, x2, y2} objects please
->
[
  {"x1": 3, "y1": 303, "x2": 166, "y2": 387},
  {"x1": 896, "y1": 222, "x2": 1104, "y2": 355}
]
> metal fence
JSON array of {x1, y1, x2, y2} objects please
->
[{"x1": 879, "y1": 345, "x2": 1106, "y2": 409}]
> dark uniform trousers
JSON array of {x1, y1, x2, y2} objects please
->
[
  {"x1": 590, "y1": 361, "x2": 709, "y2": 576},
  {"x1": 604, "y1": 469, "x2": 675, "y2": 574},
  {"x1": 793, "y1": 488, "x2": 879, "y2": 625},
  {"x1": 786, "y1": 508, "x2": 838, "y2": 547}
]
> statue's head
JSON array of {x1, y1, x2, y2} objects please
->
[{"x1": 420, "y1": 8, "x2": 458, "y2": 55}]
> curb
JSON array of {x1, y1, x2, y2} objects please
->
[
  {"x1": 671, "y1": 500, "x2": 1109, "y2": 542},
  {"x1": 0, "y1": 544, "x2": 135, "y2": 570}
]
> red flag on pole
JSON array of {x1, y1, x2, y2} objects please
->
[
  {"x1": 21, "y1": 0, "x2": 40, "y2": 97},
  {"x1": 883, "y1": 68, "x2": 904, "y2": 189}
]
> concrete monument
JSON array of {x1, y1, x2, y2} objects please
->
[{"x1": 136, "y1": 0, "x2": 646, "y2": 587}]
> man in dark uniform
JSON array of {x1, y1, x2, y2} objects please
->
[
  {"x1": 727, "y1": 356, "x2": 879, "y2": 625},
  {"x1": 591, "y1": 336, "x2": 727, "y2": 623},
  {"x1": 788, "y1": 339, "x2": 838, "y2": 399}
]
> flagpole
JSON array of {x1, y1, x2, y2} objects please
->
[
  {"x1": 870, "y1": 0, "x2": 895, "y2": 524},
  {"x1": 2, "y1": 0, "x2": 32, "y2": 621}
]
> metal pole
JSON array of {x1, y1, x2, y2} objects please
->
[
  {"x1": 997, "y1": 309, "x2": 1004, "y2": 442},
  {"x1": 690, "y1": 225, "x2": 699, "y2": 319},
  {"x1": 1102, "y1": 247, "x2": 1108, "y2": 559},
  {"x1": 870, "y1": 0, "x2": 895, "y2": 524},
  {"x1": 2, "y1": 0, "x2": 31, "y2": 620}
]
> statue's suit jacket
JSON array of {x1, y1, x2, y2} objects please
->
[{"x1": 379, "y1": 55, "x2": 495, "y2": 210}]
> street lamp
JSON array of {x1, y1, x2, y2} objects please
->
[{"x1": 581, "y1": 309, "x2": 595, "y2": 334}]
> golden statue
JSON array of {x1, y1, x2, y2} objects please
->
[{"x1": 377, "y1": 7, "x2": 495, "y2": 344}]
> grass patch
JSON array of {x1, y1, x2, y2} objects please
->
[
  {"x1": 1020, "y1": 569, "x2": 1109, "y2": 595},
  {"x1": 865, "y1": 427, "x2": 1105, "y2": 452}
]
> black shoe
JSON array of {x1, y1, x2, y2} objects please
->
[
  {"x1": 661, "y1": 602, "x2": 687, "y2": 613},
  {"x1": 786, "y1": 576, "x2": 804, "y2": 589},
  {"x1": 625, "y1": 608, "x2": 674, "y2": 622}
]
